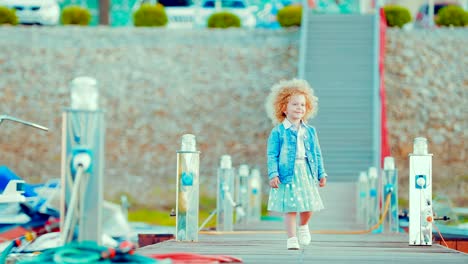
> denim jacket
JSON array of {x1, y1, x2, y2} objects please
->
[{"x1": 267, "y1": 121, "x2": 328, "y2": 184}]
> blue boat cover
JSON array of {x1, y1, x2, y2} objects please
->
[{"x1": 0, "y1": 166, "x2": 37, "y2": 197}]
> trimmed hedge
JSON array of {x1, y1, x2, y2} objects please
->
[
  {"x1": 61, "y1": 5, "x2": 92, "y2": 25},
  {"x1": 0, "y1": 6, "x2": 18, "y2": 25},
  {"x1": 436, "y1": 5, "x2": 468, "y2": 27},
  {"x1": 383, "y1": 5, "x2": 411, "y2": 28},
  {"x1": 207, "y1": 12, "x2": 241, "y2": 28},
  {"x1": 133, "y1": 3, "x2": 168, "y2": 27},
  {"x1": 277, "y1": 5, "x2": 302, "y2": 27}
]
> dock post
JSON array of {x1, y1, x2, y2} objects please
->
[
  {"x1": 357, "y1": 171, "x2": 368, "y2": 225},
  {"x1": 236, "y1": 164, "x2": 249, "y2": 225},
  {"x1": 216, "y1": 155, "x2": 235, "y2": 231},
  {"x1": 367, "y1": 166, "x2": 380, "y2": 231},
  {"x1": 382, "y1": 156, "x2": 399, "y2": 233},
  {"x1": 248, "y1": 168, "x2": 262, "y2": 222},
  {"x1": 409, "y1": 137, "x2": 433, "y2": 245},
  {"x1": 60, "y1": 76, "x2": 104, "y2": 245},
  {"x1": 176, "y1": 134, "x2": 200, "y2": 241}
]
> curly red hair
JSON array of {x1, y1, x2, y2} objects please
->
[{"x1": 265, "y1": 79, "x2": 318, "y2": 124}]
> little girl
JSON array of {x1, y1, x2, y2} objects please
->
[{"x1": 265, "y1": 78, "x2": 327, "y2": 250}]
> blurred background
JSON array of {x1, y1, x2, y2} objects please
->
[{"x1": 1, "y1": 0, "x2": 466, "y2": 228}]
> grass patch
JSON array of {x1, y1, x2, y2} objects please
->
[
  {"x1": 398, "y1": 198, "x2": 409, "y2": 210},
  {"x1": 128, "y1": 208, "x2": 217, "y2": 228},
  {"x1": 127, "y1": 196, "x2": 270, "y2": 228},
  {"x1": 199, "y1": 195, "x2": 217, "y2": 212},
  {"x1": 128, "y1": 208, "x2": 175, "y2": 226},
  {"x1": 261, "y1": 202, "x2": 268, "y2": 216},
  {"x1": 127, "y1": 194, "x2": 218, "y2": 228},
  {"x1": 126, "y1": 193, "x2": 271, "y2": 228}
]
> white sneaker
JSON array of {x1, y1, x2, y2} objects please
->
[
  {"x1": 298, "y1": 225, "x2": 311, "y2": 245},
  {"x1": 287, "y1": 237, "x2": 300, "y2": 250}
]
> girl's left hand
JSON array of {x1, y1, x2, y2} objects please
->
[{"x1": 319, "y1": 177, "x2": 327, "y2": 187}]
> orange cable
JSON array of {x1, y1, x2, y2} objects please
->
[{"x1": 432, "y1": 223, "x2": 449, "y2": 248}]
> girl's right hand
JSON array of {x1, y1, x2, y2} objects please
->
[{"x1": 269, "y1": 176, "x2": 280, "y2": 188}]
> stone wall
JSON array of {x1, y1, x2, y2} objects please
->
[
  {"x1": 384, "y1": 29, "x2": 467, "y2": 205},
  {"x1": 0, "y1": 27, "x2": 466, "y2": 207}
]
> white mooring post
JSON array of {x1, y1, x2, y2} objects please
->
[
  {"x1": 367, "y1": 167, "x2": 380, "y2": 230},
  {"x1": 248, "y1": 168, "x2": 262, "y2": 222},
  {"x1": 236, "y1": 164, "x2": 249, "y2": 225},
  {"x1": 357, "y1": 171, "x2": 368, "y2": 225},
  {"x1": 216, "y1": 155, "x2": 235, "y2": 231},
  {"x1": 382, "y1": 156, "x2": 399, "y2": 233},
  {"x1": 175, "y1": 134, "x2": 200, "y2": 242},
  {"x1": 61, "y1": 76, "x2": 104, "y2": 245},
  {"x1": 409, "y1": 137, "x2": 433, "y2": 245}
]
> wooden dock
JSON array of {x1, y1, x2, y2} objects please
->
[{"x1": 137, "y1": 182, "x2": 467, "y2": 263}]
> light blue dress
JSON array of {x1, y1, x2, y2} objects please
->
[
  {"x1": 267, "y1": 160, "x2": 324, "y2": 213},
  {"x1": 267, "y1": 122, "x2": 324, "y2": 213}
]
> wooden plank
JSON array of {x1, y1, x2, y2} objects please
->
[
  {"x1": 137, "y1": 183, "x2": 467, "y2": 263},
  {"x1": 137, "y1": 233, "x2": 468, "y2": 263}
]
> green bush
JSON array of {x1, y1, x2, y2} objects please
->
[
  {"x1": 383, "y1": 5, "x2": 411, "y2": 28},
  {"x1": 436, "y1": 5, "x2": 468, "y2": 27},
  {"x1": 0, "y1": 6, "x2": 18, "y2": 25},
  {"x1": 277, "y1": 5, "x2": 302, "y2": 27},
  {"x1": 207, "y1": 12, "x2": 241, "y2": 28},
  {"x1": 61, "y1": 5, "x2": 91, "y2": 25},
  {"x1": 133, "y1": 3, "x2": 168, "y2": 27}
]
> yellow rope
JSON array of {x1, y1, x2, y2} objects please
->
[
  {"x1": 312, "y1": 192, "x2": 392, "y2": 235},
  {"x1": 200, "y1": 192, "x2": 393, "y2": 236}
]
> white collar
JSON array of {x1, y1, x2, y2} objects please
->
[{"x1": 282, "y1": 119, "x2": 304, "y2": 129}]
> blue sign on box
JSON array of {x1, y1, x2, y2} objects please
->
[{"x1": 181, "y1": 172, "x2": 194, "y2": 186}]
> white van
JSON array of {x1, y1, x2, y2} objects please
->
[{"x1": 132, "y1": 0, "x2": 257, "y2": 28}]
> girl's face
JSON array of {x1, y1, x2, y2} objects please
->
[{"x1": 284, "y1": 94, "x2": 306, "y2": 122}]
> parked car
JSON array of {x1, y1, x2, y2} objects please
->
[
  {"x1": 415, "y1": 2, "x2": 461, "y2": 28},
  {"x1": 158, "y1": 0, "x2": 195, "y2": 28},
  {"x1": 132, "y1": 0, "x2": 256, "y2": 28},
  {"x1": 0, "y1": 0, "x2": 60, "y2": 25},
  {"x1": 195, "y1": 0, "x2": 257, "y2": 28}
]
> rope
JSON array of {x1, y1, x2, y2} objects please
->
[
  {"x1": 13, "y1": 241, "x2": 157, "y2": 264},
  {"x1": 199, "y1": 209, "x2": 217, "y2": 231},
  {"x1": 432, "y1": 223, "x2": 449, "y2": 248},
  {"x1": 311, "y1": 192, "x2": 392, "y2": 235},
  {"x1": 52, "y1": 248, "x2": 101, "y2": 263},
  {"x1": 0, "y1": 239, "x2": 19, "y2": 264},
  {"x1": 201, "y1": 192, "x2": 393, "y2": 235},
  {"x1": 149, "y1": 252, "x2": 243, "y2": 263}
]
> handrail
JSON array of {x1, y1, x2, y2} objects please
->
[{"x1": 0, "y1": 115, "x2": 48, "y2": 131}]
